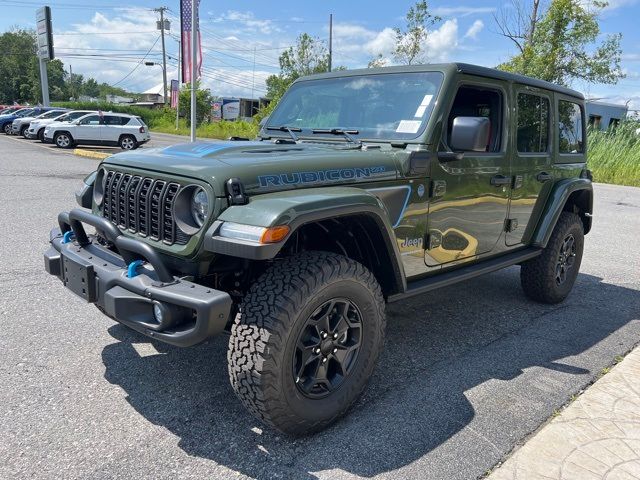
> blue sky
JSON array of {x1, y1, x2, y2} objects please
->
[{"x1": 1, "y1": 0, "x2": 637, "y2": 109}]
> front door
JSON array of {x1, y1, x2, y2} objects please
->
[
  {"x1": 74, "y1": 114, "x2": 102, "y2": 142},
  {"x1": 506, "y1": 88, "x2": 553, "y2": 246},
  {"x1": 425, "y1": 81, "x2": 511, "y2": 267}
]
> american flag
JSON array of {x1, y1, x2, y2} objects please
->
[
  {"x1": 180, "y1": 0, "x2": 202, "y2": 83},
  {"x1": 170, "y1": 80, "x2": 179, "y2": 108}
]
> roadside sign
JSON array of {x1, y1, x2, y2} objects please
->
[{"x1": 36, "y1": 6, "x2": 54, "y2": 60}]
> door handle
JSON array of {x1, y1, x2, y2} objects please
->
[
  {"x1": 537, "y1": 172, "x2": 553, "y2": 182},
  {"x1": 490, "y1": 175, "x2": 512, "y2": 186}
]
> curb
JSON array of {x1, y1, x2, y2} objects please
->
[{"x1": 73, "y1": 148, "x2": 111, "y2": 160}]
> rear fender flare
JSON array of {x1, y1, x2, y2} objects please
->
[{"x1": 531, "y1": 178, "x2": 593, "y2": 248}]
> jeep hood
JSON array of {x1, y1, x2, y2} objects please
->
[{"x1": 103, "y1": 141, "x2": 405, "y2": 195}]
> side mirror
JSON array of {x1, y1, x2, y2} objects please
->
[{"x1": 450, "y1": 116, "x2": 490, "y2": 152}]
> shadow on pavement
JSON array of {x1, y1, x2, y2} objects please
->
[{"x1": 101, "y1": 268, "x2": 640, "y2": 479}]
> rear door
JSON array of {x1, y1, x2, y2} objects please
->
[
  {"x1": 506, "y1": 87, "x2": 553, "y2": 246},
  {"x1": 102, "y1": 115, "x2": 125, "y2": 144}
]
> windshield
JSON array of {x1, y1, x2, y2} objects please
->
[
  {"x1": 38, "y1": 110, "x2": 64, "y2": 119},
  {"x1": 16, "y1": 109, "x2": 34, "y2": 118},
  {"x1": 266, "y1": 72, "x2": 443, "y2": 141}
]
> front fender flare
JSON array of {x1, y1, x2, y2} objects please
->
[
  {"x1": 204, "y1": 186, "x2": 406, "y2": 290},
  {"x1": 530, "y1": 178, "x2": 593, "y2": 248}
]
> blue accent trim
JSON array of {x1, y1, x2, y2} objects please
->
[
  {"x1": 62, "y1": 231, "x2": 75, "y2": 244},
  {"x1": 127, "y1": 260, "x2": 145, "y2": 278},
  {"x1": 161, "y1": 143, "x2": 238, "y2": 158}
]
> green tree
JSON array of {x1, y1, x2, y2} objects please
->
[
  {"x1": 392, "y1": 1, "x2": 440, "y2": 65},
  {"x1": 178, "y1": 82, "x2": 213, "y2": 125},
  {"x1": 496, "y1": 0, "x2": 623, "y2": 85},
  {"x1": 82, "y1": 78, "x2": 100, "y2": 97},
  {"x1": 0, "y1": 29, "x2": 39, "y2": 103},
  {"x1": 265, "y1": 33, "x2": 330, "y2": 101}
]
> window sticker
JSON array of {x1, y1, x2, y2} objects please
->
[
  {"x1": 396, "y1": 120, "x2": 422, "y2": 133},
  {"x1": 414, "y1": 94, "x2": 434, "y2": 118}
]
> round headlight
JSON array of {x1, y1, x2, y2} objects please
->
[{"x1": 191, "y1": 188, "x2": 209, "y2": 227}]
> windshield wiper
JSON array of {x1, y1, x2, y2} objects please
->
[
  {"x1": 265, "y1": 125, "x2": 301, "y2": 142},
  {"x1": 311, "y1": 128, "x2": 362, "y2": 148}
]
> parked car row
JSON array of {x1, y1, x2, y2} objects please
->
[{"x1": 0, "y1": 107, "x2": 151, "y2": 150}]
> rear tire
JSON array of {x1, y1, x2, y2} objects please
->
[
  {"x1": 520, "y1": 212, "x2": 584, "y2": 304},
  {"x1": 228, "y1": 251, "x2": 386, "y2": 435},
  {"x1": 119, "y1": 135, "x2": 138, "y2": 150},
  {"x1": 54, "y1": 132, "x2": 73, "y2": 149}
]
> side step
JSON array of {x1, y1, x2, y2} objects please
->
[{"x1": 388, "y1": 247, "x2": 542, "y2": 303}]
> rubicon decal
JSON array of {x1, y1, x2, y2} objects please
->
[{"x1": 258, "y1": 166, "x2": 387, "y2": 187}]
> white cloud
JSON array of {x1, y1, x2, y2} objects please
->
[
  {"x1": 425, "y1": 20, "x2": 459, "y2": 62},
  {"x1": 208, "y1": 10, "x2": 280, "y2": 35},
  {"x1": 464, "y1": 20, "x2": 484, "y2": 39},
  {"x1": 432, "y1": 6, "x2": 496, "y2": 17}
]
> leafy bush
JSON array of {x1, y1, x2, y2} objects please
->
[
  {"x1": 51, "y1": 101, "x2": 175, "y2": 127},
  {"x1": 587, "y1": 121, "x2": 640, "y2": 187},
  {"x1": 151, "y1": 118, "x2": 259, "y2": 140}
]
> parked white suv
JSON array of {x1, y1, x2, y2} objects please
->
[
  {"x1": 44, "y1": 112, "x2": 151, "y2": 150},
  {"x1": 12, "y1": 109, "x2": 68, "y2": 137},
  {"x1": 28, "y1": 110, "x2": 96, "y2": 141}
]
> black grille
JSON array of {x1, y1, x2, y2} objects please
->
[{"x1": 102, "y1": 170, "x2": 188, "y2": 245}]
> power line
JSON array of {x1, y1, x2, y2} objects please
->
[{"x1": 111, "y1": 35, "x2": 161, "y2": 87}]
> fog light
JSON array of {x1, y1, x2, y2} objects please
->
[{"x1": 153, "y1": 303, "x2": 164, "y2": 323}]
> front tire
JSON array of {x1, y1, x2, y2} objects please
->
[
  {"x1": 228, "y1": 251, "x2": 386, "y2": 435},
  {"x1": 54, "y1": 132, "x2": 73, "y2": 149},
  {"x1": 2, "y1": 123, "x2": 10, "y2": 135},
  {"x1": 20, "y1": 125, "x2": 28, "y2": 137},
  {"x1": 521, "y1": 212, "x2": 584, "y2": 304}
]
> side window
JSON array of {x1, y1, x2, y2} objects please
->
[
  {"x1": 104, "y1": 115, "x2": 124, "y2": 126},
  {"x1": 558, "y1": 100, "x2": 584, "y2": 153},
  {"x1": 79, "y1": 115, "x2": 101, "y2": 125},
  {"x1": 446, "y1": 85, "x2": 503, "y2": 152},
  {"x1": 517, "y1": 93, "x2": 550, "y2": 153}
]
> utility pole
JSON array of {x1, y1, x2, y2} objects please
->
[
  {"x1": 69, "y1": 64, "x2": 73, "y2": 100},
  {"x1": 155, "y1": 7, "x2": 169, "y2": 105},
  {"x1": 328, "y1": 13, "x2": 333, "y2": 72},
  {"x1": 251, "y1": 46, "x2": 256, "y2": 101}
]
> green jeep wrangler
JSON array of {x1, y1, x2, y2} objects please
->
[{"x1": 44, "y1": 63, "x2": 593, "y2": 435}]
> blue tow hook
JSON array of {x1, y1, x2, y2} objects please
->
[
  {"x1": 62, "y1": 231, "x2": 75, "y2": 244},
  {"x1": 127, "y1": 260, "x2": 146, "y2": 278}
]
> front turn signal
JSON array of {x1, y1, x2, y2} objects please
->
[{"x1": 260, "y1": 225, "x2": 290, "y2": 244}]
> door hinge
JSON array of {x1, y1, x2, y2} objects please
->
[{"x1": 504, "y1": 218, "x2": 518, "y2": 232}]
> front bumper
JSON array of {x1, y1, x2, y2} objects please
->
[{"x1": 44, "y1": 209, "x2": 233, "y2": 347}]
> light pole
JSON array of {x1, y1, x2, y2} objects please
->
[{"x1": 144, "y1": 61, "x2": 166, "y2": 103}]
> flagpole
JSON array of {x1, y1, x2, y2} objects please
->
[
  {"x1": 176, "y1": 40, "x2": 181, "y2": 130},
  {"x1": 190, "y1": 0, "x2": 197, "y2": 142}
]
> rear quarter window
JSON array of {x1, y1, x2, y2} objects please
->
[{"x1": 558, "y1": 100, "x2": 584, "y2": 154}]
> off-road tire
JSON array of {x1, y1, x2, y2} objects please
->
[
  {"x1": 54, "y1": 132, "x2": 73, "y2": 149},
  {"x1": 228, "y1": 251, "x2": 385, "y2": 435},
  {"x1": 521, "y1": 212, "x2": 584, "y2": 304}
]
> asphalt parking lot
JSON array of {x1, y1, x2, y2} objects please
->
[{"x1": 0, "y1": 133, "x2": 639, "y2": 480}]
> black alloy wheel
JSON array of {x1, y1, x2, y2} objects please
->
[
  {"x1": 293, "y1": 298, "x2": 362, "y2": 399},
  {"x1": 555, "y1": 233, "x2": 577, "y2": 285}
]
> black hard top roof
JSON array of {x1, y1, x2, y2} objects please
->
[{"x1": 297, "y1": 62, "x2": 584, "y2": 100}]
